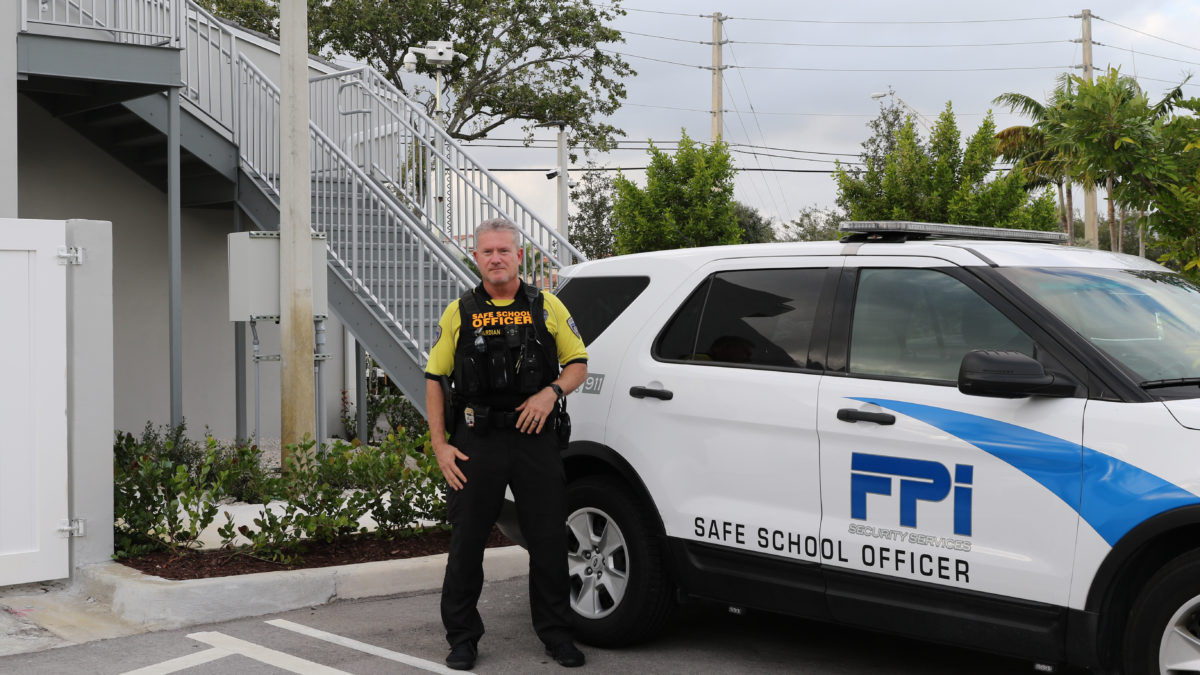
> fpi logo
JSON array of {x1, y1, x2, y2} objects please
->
[{"x1": 851, "y1": 453, "x2": 973, "y2": 536}]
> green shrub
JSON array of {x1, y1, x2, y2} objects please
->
[{"x1": 114, "y1": 424, "x2": 449, "y2": 565}]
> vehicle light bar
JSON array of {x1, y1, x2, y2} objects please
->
[{"x1": 840, "y1": 220, "x2": 1068, "y2": 243}]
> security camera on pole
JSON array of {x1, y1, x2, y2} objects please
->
[
  {"x1": 404, "y1": 41, "x2": 465, "y2": 238},
  {"x1": 536, "y1": 121, "x2": 573, "y2": 247}
]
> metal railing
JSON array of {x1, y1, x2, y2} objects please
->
[
  {"x1": 181, "y1": 2, "x2": 236, "y2": 130},
  {"x1": 236, "y1": 56, "x2": 472, "y2": 362},
  {"x1": 309, "y1": 68, "x2": 587, "y2": 283},
  {"x1": 22, "y1": 0, "x2": 180, "y2": 46}
]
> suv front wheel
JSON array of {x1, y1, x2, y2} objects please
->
[
  {"x1": 1123, "y1": 550, "x2": 1200, "y2": 674},
  {"x1": 565, "y1": 476, "x2": 674, "y2": 646}
]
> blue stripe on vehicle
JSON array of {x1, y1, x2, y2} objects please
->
[{"x1": 850, "y1": 398, "x2": 1200, "y2": 546}]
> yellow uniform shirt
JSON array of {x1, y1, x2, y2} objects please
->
[{"x1": 424, "y1": 289, "x2": 588, "y2": 379}]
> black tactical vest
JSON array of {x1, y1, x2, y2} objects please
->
[{"x1": 452, "y1": 282, "x2": 559, "y2": 410}]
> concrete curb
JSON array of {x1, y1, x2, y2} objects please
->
[{"x1": 77, "y1": 546, "x2": 529, "y2": 630}]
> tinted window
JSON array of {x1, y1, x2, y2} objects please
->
[
  {"x1": 656, "y1": 268, "x2": 826, "y2": 369},
  {"x1": 555, "y1": 276, "x2": 650, "y2": 345},
  {"x1": 849, "y1": 268, "x2": 1032, "y2": 382}
]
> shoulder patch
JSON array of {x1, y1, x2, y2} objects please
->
[
  {"x1": 543, "y1": 309, "x2": 550, "y2": 323},
  {"x1": 567, "y1": 316, "x2": 580, "y2": 338},
  {"x1": 433, "y1": 325, "x2": 442, "y2": 344}
]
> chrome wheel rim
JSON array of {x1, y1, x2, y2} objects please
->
[
  {"x1": 1160, "y1": 593, "x2": 1200, "y2": 673},
  {"x1": 566, "y1": 506, "x2": 629, "y2": 620}
]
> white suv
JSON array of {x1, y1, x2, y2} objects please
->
[{"x1": 499, "y1": 221, "x2": 1200, "y2": 674}]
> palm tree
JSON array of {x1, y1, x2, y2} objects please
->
[{"x1": 994, "y1": 78, "x2": 1077, "y2": 242}]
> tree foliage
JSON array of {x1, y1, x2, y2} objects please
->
[
  {"x1": 834, "y1": 102, "x2": 1057, "y2": 231},
  {"x1": 612, "y1": 130, "x2": 740, "y2": 254},
  {"x1": 198, "y1": 0, "x2": 634, "y2": 153},
  {"x1": 781, "y1": 207, "x2": 844, "y2": 242},
  {"x1": 569, "y1": 163, "x2": 615, "y2": 259},
  {"x1": 734, "y1": 202, "x2": 776, "y2": 244}
]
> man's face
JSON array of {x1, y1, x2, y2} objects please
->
[{"x1": 473, "y1": 230, "x2": 522, "y2": 287}]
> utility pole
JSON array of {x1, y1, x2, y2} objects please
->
[
  {"x1": 1080, "y1": 9, "x2": 1098, "y2": 248},
  {"x1": 556, "y1": 123, "x2": 569, "y2": 240},
  {"x1": 711, "y1": 12, "x2": 725, "y2": 142},
  {"x1": 279, "y1": 0, "x2": 315, "y2": 466}
]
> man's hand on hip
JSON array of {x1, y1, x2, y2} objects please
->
[{"x1": 434, "y1": 440, "x2": 469, "y2": 490}]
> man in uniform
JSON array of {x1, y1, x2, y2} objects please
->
[{"x1": 425, "y1": 218, "x2": 589, "y2": 670}]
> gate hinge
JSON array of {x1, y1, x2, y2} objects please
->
[
  {"x1": 57, "y1": 519, "x2": 86, "y2": 538},
  {"x1": 56, "y1": 247, "x2": 85, "y2": 265}
]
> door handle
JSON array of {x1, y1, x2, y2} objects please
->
[
  {"x1": 630, "y1": 386, "x2": 674, "y2": 401},
  {"x1": 836, "y1": 408, "x2": 895, "y2": 425}
]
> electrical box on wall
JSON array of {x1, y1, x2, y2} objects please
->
[{"x1": 227, "y1": 231, "x2": 328, "y2": 321}]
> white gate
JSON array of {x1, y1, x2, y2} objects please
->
[{"x1": 0, "y1": 219, "x2": 68, "y2": 586}]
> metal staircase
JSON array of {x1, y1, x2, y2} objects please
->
[{"x1": 20, "y1": 0, "x2": 586, "y2": 411}]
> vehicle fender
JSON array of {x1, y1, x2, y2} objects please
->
[
  {"x1": 563, "y1": 440, "x2": 666, "y2": 536},
  {"x1": 1081, "y1": 504, "x2": 1200, "y2": 667}
]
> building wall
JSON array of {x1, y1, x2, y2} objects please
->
[
  {"x1": 0, "y1": 1, "x2": 17, "y2": 217},
  {"x1": 16, "y1": 95, "x2": 349, "y2": 442}
]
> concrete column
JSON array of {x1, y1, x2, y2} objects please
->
[
  {"x1": 0, "y1": 0, "x2": 18, "y2": 216},
  {"x1": 66, "y1": 220, "x2": 115, "y2": 570}
]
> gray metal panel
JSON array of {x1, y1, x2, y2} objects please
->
[
  {"x1": 17, "y1": 33, "x2": 180, "y2": 87},
  {"x1": 124, "y1": 95, "x2": 237, "y2": 179}
]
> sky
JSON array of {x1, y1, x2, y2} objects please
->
[{"x1": 410, "y1": 1, "x2": 1200, "y2": 231}]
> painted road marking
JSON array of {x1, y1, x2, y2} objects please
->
[
  {"x1": 267, "y1": 619, "x2": 458, "y2": 674},
  {"x1": 186, "y1": 631, "x2": 351, "y2": 674},
  {"x1": 121, "y1": 647, "x2": 228, "y2": 675}
]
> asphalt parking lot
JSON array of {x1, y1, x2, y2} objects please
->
[{"x1": 0, "y1": 575, "x2": 1086, "y2": 674}]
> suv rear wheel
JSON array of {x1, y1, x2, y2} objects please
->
[
  {"x1": 565, "y1": 476, "x2": 674, "y2": 646},
  {"x1": 1123, "y1": 550, "x2": 1200, "y2": 674}
]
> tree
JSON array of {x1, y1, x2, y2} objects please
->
[
  {"x1": 612, "y1": 130, "x2": 740, "y2": 254},
  {"x1": 781, "y1": 207, "x2": 844, "y2": 242},
  {"x1": 1053, "y1": 69, "x2": 1186, "y2": 252},
  {"x1": 734, "y1": 202, "x2": 776, "y2": 244},
  {"x1": 994, "y1": 78, "x2": 1078, "y2": 239},
  {"x1": 569, "y1": 163, "x2": 615, "y2": 259},
  {"x1": 834, "y1": 103, "x2": 1057, "y2": 231},
  {"x1": 198, "y1": 0, "x2": 634, "y2": 153}
]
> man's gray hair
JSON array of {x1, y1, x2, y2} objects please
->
[{"x1": 475, "y1": 218, "x2": 521, "y2": 244}]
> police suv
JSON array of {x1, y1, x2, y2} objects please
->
[{"x1": 499, "y1": 221, "x2": 1200, "y2": 674}]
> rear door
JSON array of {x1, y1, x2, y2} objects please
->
[{"x1": 607, "y1": 256, "x2": 841, "y2": 607}]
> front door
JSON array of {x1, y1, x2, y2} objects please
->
[{"x1": 818, "y1": 259, "x2": 1084, "y2": 606}]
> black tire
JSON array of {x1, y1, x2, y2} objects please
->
[
  {"x1": 564, "y1": 476, "x2": 675, "y2": 647},
  {"x1": 1123, "y1": 550, "x2": 1200, "y2": 675}
]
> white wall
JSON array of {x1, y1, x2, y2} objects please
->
[
  {"x1": 17, "y1": 95, "x2": 348, "y2": 442},
  {"x1": 0, "y1": 0, "x2": 18, "y2": 217},
  {"x1": 66, "y1": 219, "x2": 115, "y2": 568}
]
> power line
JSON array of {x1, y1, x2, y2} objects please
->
[
  {"x1": 725, "y1": 14, "x2": 1070, "y2": 25},
  {"x1": 490, "y1": 166, "x2": 844, "y2": 173},
  {"x1": 592, "y1": 3, "x2": 710, "y2": 19},
  {"x1": 725, "y1": 39, "x2": 1071, "y2": 49},
  {"x1": 1093, "y1": 41, "x2": 1200, "y2": 69},
  {"x1": 725, "y1": 25, "x2": 793, "y2": 216},
  {"x1": 731, "y1": 63, "x2": 1072, "y2": 72},
  {"x1": 599, "y1": 48, "x2": 703, "y2": 69},
  {"x1": 621, "y1": 29, "x2": 707, "y2": 45},
  {"x1": 1094, "y1": 16, "x2": 1200, "y2": 54}
]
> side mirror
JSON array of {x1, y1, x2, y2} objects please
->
[{"x1": 958, "y1": 350, "x2": 1077, "y2": 398}]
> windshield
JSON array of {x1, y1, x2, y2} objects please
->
[{"x1": 999, "y1": 267, "x2": 1200, "y2": 394}]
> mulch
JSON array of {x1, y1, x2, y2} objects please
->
[{"x1": 118, "y1": 526, "x2": 514, "y2": 581}]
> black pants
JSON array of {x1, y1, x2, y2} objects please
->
[{"x1": 440, "y1": 420, "x2": 572, "y2": 649}]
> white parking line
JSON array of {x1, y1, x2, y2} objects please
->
[
  {"x1": 267, "y1": 619, "x2": 458, "y2": 674},
  {"x1": 186, "y1": 631, "x2": 351, "y2": 674},
  {"x1": 121, "y1": 647, "x2": 229, "y2": 675}
]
